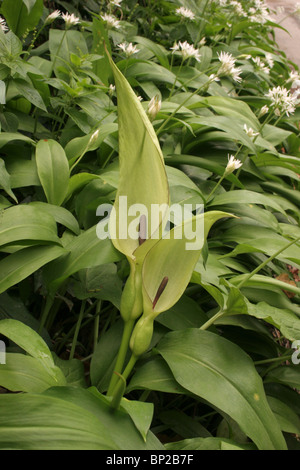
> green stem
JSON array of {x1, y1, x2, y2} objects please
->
[
  {"x1": 39, "y1": 295, "x2": 54, "y2": 334},
  {"x1": 50, "y1": 29, "x2": 67, "y2": 76},
  {"x1": 93, "y1": 300, "x2": 101, "y2": 352},
  {"x1": 200, "y1": 309, "x2": 225, "y2": 330},
  {"x1": 206, "y1": 172, "x2": 226, "y2": 202},
  {"x1": 237, "y1": 236, "x2": 300, "y2": 289},
  {"x1": 156, "y1": 76, "x2": 216, "y2": 136},
  {"x1": 169, "y1": 58, "x2": 184, "y2": 100},
  {"x1": 69, "y1": 301, "x2": 86, "y2": 360},
  {"x1": 121, "y1": 353, "x2": 137, "y2": 382},
  {"x1": 107, "y1": 319, "x2": 135, "y2": 396}
]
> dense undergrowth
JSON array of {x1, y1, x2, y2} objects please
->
[{"x1": 0, "y1": 0, "x2": 300, "y2": 450}]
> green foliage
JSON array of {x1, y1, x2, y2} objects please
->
[{"x1": 0, "y1": 0, "x2": 299, "y2": 450}]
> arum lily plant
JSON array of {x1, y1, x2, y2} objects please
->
[{"x1": 105, "y1": 52, "x2": 232, "y2": 401}]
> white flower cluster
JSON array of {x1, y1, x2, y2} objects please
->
[
  {"x1": 171, "y1": 41, "x2": 201, "y2": 62},
  {"x1": 110, "y1": 0, "x2": 123, "y2": 7},
  {"x1": 0, "y1": 16, "x2": 8, "y2": 32},
  {"x1": 217, "y1": 51, "x2": 242, "y2": 83},
  {"x1": 225, "y1": 155, "x2": 243, "y2": 174},
  {"x1": 175, "y1": 7, "x2": 195, "y2": 20},
  {"x1": 62, "y1": 12, "x2": 80, "y2": 28},
  {"x1": 266, "y1": 86, "x2": 299, "y2": 117},
  {"x1": 248, "y1": 0, "x2": 270, "y2": 24},
  {"x1": 101, "y1": 13, "x2": 121, "y2": 29},
  {"x1": 251, "y1": 56, "x2": 270, "y2": 75},
  {"x1": 118, "y1": 42, "x2": 140, "y2": 57}
]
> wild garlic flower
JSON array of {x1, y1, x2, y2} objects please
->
[
  {"x1": 243, "y1": 124, "x2": 259, "y2": 138},
  {"x1": 110, "y1": 0, "x2": 123, "y2": 7},
  {"x1": 265, "y1": 53, "x2": 274, "y2": 69},
  {"x1": 266, "y1": 86, "x2": 299, "y2": 116},
  {"x1": 288, "y1": 70, "x2": 300, "y2": 88},
  {"x1": 118, "y1": 42, "x2": 140, "y2": 57},
  {"x1": 108, "y1": 84, "x2": 116, "y2": 97},
  {"x1": 217, "y1": 51, "x2": 242, "y2": 82},
  {"x1": 101, "y1": 13, "x2": 121, "y2": 29},
  {"x1": 171, "y1": 41, "x2": 201, "y2": 62},
  {"x1": 276, "y1": 6, "x2": 285, "y2": 15},
  {"x1": 176, "y1": 7, "x2": 195, "y2": 20},
  {"x1": 229, "y1": 1, "x2": 245, "y2": 17},
  {"x1": 249, "y1": 0, "x2": 270, "y2": 24},
  {"x1": 258, "y1": 105, "x2": 269, "y2": 118},
  {"x1": 0, "y1": 17, "x2": 8, "y2": 32},
  {"x1": 147, "y1": 95, "x2": 162, "y2": 122},
  {"x1": 45, "y1": 10, "x2": 61, "y2": 25},
  {"x1": 225, "y1": 155, "x2": 243, "y2": 174},
  {"x1": 62, "y1": 12, "x2": 80, "y2": 29},
  {"x1": 252, "y1": 56, "x2": 270, "y2": 74}
]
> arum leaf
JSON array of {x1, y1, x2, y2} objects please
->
[{"x1": 106, "y1": 52, "x2": 169, "y2": 261}]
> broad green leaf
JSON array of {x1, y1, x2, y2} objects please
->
[
  {"x1": 265, "y1": 366, "x2": 300, "y2": 390},
  {"x1": 0, "y1": 244, "x2": 66, "y2": 294},
  {"x1": 246, "y1": 301, "x2": 300, "y2": 342},
  {"x1": 0, "y1": 132, "x2": 34, "y2": 149},
  {"x1": 35, "y1": 139, "x2": 70, "y2": 206},
  {"x1": 0, "y1": 204, "x2": 60, "y2": 247},
  {"x1": 0, "y1": 318, "x2": 54, "y2": 367},
  {"x1": 157, "y1": 329, "x2": 287, "y2": 450},
  {"x1": 209, "y1": 190, "x2": 285, "y2": 214},
  {"x1": 0, "y1": 158, "x2": 17, "y2": 202},
  {"x1": 127, "y1": 356, "x2": 187, "y2": 395},
  {"x1": 0, "y1": 353, "x2": 66, "y2": 392},
  {"x1": 2, "y1": 0, "x2": 43, "y2": 37},
  {"x1": 267, "y1": 396, "x2": 300, "y2": 435},
  {"x1": 43, "y1": 225, "x2": 122, "y2": 292},
  {"x1": 120, "y1": 398, "x2": 154, "y2": 442},
  {"x1": 49, "y1": 30, "x2": 88, "y2": 80},
  {"x1": 165, "y1": 437, "x2": 255, "y2": 450},
  {"x1": 44, "y1": 386, "x2": 164, "y2": 450},
  {"x1": 64, "y1": 123, "x2": 118, "y2": 166},
  {"x1": 107, "y1": 53, "x2": 169, "y2": 260},
  {"x1": 53, "y1": 355, "x2": 87, "y2": 388},
  {"x1": 92, "y1": 18, "x2": 112, "y2": 86},
  {"x1": 0, "y1": 393, "x2": 117, "y2": 450},
  {"x1": 0, "y1": 319, "x2": 66, "y2": 389},
  {"x1": 14, "y1": 78, "x2": 47, "y2": 112},
  {"x1": 29, "y1": 202, "x2": 80, "y2": 235}
]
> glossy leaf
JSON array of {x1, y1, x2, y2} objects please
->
[
  {"x1": 35, "y1": 139, "x2": 70, "y2": 206},
  {"x1": 157, "y1": 329, "x2": 287, "y2": 450}
]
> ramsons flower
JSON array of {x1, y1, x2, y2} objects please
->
[
  {"x1": 117, "y1": 42, "x2": 140, "y2": 57},
  {"x1": 243, "y1": 124, "x2": 259, "y2": 138},
  {"x1": 176, "y1": 7, "x2": 195, "y2": 20},
  {"x1": 45, "y1": 10, "x2": 61, "y2": 25},
  {"x1": 225, "y1": 155, "x2": 243, "y2": 174},
  {"x1": 217, "y1": 51, "x2": 242, "y2": 82},
  {"x1": 62, "y1": 12, "x2": 80, "y2": 28},
  {"x1": 101, "y1": 13, "x2": 121, "y2": 29},
  {"x1": 0, "y1": 16, "x2": 8, "y2": 32},
  {"x1": 110, "y1": 0, "x2": 123, "y2": 6},
  {"x1": 147, "y1": 95, "x2": 162, "y2": 121},
  {"x1": 252, "y1": 56, "x2": 270, "y2": 74},
  {"x1": 266, "y1": 86, "x2": 299, "y2": 116},
  {"x1": 171, "y1": 41, "x2": 201, "y2": 62}
]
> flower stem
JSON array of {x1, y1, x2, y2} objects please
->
[
  {"x1": 69, "y1": 300, "x2": 86, "y2": 360},
  {"x1": 200, "y1": 309, "x2": 225, "y2": 330},
  {"x1": 107, "y1": 319, "x2": 135, "y2": 396},
  {"x1": 236, "y1": 236, "x2": 300, "y2": 289}
]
